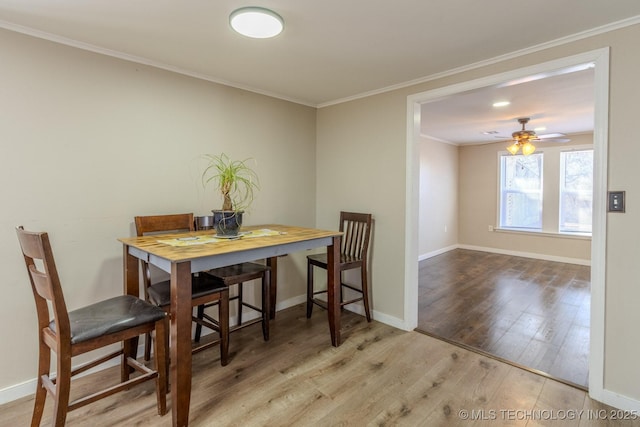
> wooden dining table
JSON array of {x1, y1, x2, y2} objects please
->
[{"x1": 118, "y1": 224, "x2": 343, "y2": 427}]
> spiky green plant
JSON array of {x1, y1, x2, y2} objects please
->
[{"x1": 201, "y1": 153, "x2": 259, "y2": 212}]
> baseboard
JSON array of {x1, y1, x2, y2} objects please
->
[
  {"x1": 276, "y1": 294, "x2": 307, "y2": 312},
  {"x1": 0, "y1": 377, "x2": 36, "y2": 406},
  {"x1": 459, "y1": 244, "x2": 591, "y2": 266},
  {"x1": 598, "y1": 389, "x2": 640, "y2": 413},
  {"x1": 418, "y1": 244, "x2": 458, "y2": 261},
  {"x1": 0, "y1": 342, "x2": 147, "y2": 405},
  {"x1": 420, "y1": 244, "x2": 590, "y2": 266},
  {"x1": 341, "y1": 302, "x2": 408, "y2": 331},
  {"x1": 370, "y1": 310, "x2": 410, "y2": 331}
]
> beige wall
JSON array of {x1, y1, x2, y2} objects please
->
[
  {"x1": 418, "y1": 133, "x2": 591, "y2": 263},
  {"x1": 0, "y1": 29, "x2": 316, "y2": 393},
  {"x1": 317, "y1": 24, "x2": 640, "y2": 403},
  {"x1": 458, "y1": 134, "x2": 592, "y2": 262},
  {"x1": 317, "y1": 92, "x2": 408, "y2": 321},
  {"x1": 419, "y1": 137, "x2": 459, "y2": 257}
]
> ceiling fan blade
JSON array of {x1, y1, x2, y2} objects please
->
[
  {"x1": 492, "y1": 119, "x2": 573, "y2": 146},
  {"x1": 541, "y1": 138, "x2": 571, "y2": 143},
  {"x1": 538, "y1": 133, "x2": 566, "y2": 139}
]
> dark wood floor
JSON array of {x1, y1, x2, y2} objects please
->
[
  {"x1": 4, "y1": 304, "x2": 631, "y2": 426},
  {"x1": 417, "y1": 249, "x2": 590, "y2": 389}
]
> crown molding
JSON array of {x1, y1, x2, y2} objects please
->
[
  {"x1": 0, "y1": 20, "x2": 316, "y2": 108},
  {"x1": 1, "y1": 15, "x2": 638, "y2": 109},
  {"x1": 318, "y1": 15, "x2": 640, "y2": 108}
]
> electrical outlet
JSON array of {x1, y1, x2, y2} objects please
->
[{"x1": 488, "y1": 225, "x2": 494, "y2": 232}]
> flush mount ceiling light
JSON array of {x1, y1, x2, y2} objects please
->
[{"x1": 230, "y1": 7, "x2": 284, "y2": 39}]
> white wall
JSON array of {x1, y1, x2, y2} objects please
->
[
  {"x1": 0, "y1": 29, "x2": 316, "y2": 396},
  {"x1": 418, "y1": 137, "x2": 459, "y2": 258}
]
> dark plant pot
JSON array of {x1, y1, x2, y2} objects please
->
[{"x1": 212, "y1": 210, "x2": 243, "y2": 236}]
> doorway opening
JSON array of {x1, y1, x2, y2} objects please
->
[{"x1": 404, "y1": 48, "x2": 610, "y2": 395}]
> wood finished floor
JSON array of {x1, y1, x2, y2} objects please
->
[
  {"x1": 417, "y1": 249, "x2": 590, "y2": 389},
  {"x1": 4, "y1": 304, "x2": 635, "y2": 427}
]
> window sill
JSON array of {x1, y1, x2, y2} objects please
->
[{"x1": 493, "y1": 228, "x2": 592, "y2": 240}]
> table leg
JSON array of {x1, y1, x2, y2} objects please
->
[
  {"x1": 171, "y1": 261, "x2": 192, "y2": 427},
  {"x1": 327, "y1": 236, "x2": 341, "y2": 347},
  {"x1": 267, "y1": 256, "x2": 277, "y2": 319},
  {"x1": 122, "y1": 245, "x2": 139, "y2": 379}
]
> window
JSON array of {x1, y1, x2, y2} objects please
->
[
  {"x1": 499, "y1": 153, "x2": 543, "y2": 230},
  {"x1": 559, "y1": 150, "x2": 593, "y2": 233}
]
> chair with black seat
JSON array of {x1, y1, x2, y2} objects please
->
[
  {"x1": 134, "y1": 213, "x2": 229, "y2": 365},
  {"x1": 16, "y1": 226, "x2": 169, "y2": 427},
  {"x1": 307, "y1": 211, "x2": 373, "y2": 321},
  {"x1": 194, "y1": 215, "x2": 272, "y2": 341}
]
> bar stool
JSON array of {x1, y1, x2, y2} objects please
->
[
  {"x1": 307, "y1": 211, "x2": 373, "y2": 321},
  {"x1": 135, "y1": 213, "x2": 230, "y2": 365},
  {"x1": 194, "y1": 215, "x2": 272, "y2": 341},
  {"x1": 16, "y1": 226, "x2": 169, "y2": 426}
]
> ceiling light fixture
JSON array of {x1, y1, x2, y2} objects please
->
[
  {"x1": 507, "y1": 140, "x2": 536, "y2": 156},
  {"x1": 230, "y1": 7, "x2": 284, "y2": 39},
  {"x1": 492, "y1": 101, "x2": 510, "y2": 107},
  {"x1": 506, "y1": 117, "x2": 537, "y2": 156}
]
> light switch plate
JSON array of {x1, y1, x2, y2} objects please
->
[{"x1": 608, "y1": 191, "x2": 625, "y2": 212}]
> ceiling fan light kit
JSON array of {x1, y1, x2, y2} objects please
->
[
  {"x1": 507, "y1": 142, "x2": 520, "y2": 155},
  {"x1": 503, "y1": 117, "x2": 571, "y2": 155},
  {"x1": 506, "y1": 117, "x2": 540, "y2": 156},
  {"x1": 506, "y1": 141, "x2": 536, "y2": 156}
]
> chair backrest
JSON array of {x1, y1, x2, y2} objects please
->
[
  {"x1": 339, "y1": 211, "x2": 373, "y2": 261},
  {"x1": 16, "y1": 226, "x2": 71, "y2": 345},
  {"x1": 134, "y1": 213, "x2": 195, "y2": 236},
  {"x1": 134, "y1": 213, "x2": 195, "y2": 289},
  {"x1": 194, "y1": 215, "x2": 215, "y2": 231}
]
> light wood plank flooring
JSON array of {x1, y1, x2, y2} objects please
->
[
  {"x1": 3, "y1": 304, "x2": 635, "y2": 426},
  {"x1": 417, "y1": 249, "x2": 590, "y2": 389}
]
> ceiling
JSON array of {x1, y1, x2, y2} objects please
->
[
  {"x1": 420, "y1": 65, "x2": 596, "y2": 145},
  {"x1": 1, "y1": 1, "x2": 639, "y2": 142}
]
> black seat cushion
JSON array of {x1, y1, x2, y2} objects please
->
[
  {"x1": 148, "y1": 274, "x2": 228, "y2": 307},
  {"x1": 203, "y1": 262, "x2": 270, "y2": 286},
  {"x1": 49, "y1": 295, "x2": 167, "y2": 344}
]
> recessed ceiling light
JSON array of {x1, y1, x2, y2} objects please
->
[
  {"x1": 230, "y1": 7, "x2": 284, "y2": 39},
  {"x1": 492, "y1": 101, "x2": 511, "y2": 107}
]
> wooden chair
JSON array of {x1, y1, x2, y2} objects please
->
[
  {"x1": 306, "y1": 211, "x2": 373, "y2": 321},
  {"x1": 134, "y1": 213, "x2": 229, "y2": 365},
  {"x1": 194, "y1": 215, "x2": 272, "y2": 341},
  {"x1": 16, "y1": 226, "x2": 168, "y2": 427}
]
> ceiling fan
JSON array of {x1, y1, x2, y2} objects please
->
[{"x1": 503, "y1": 117, "x2": 570, "y2": 155}]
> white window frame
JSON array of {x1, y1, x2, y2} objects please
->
[
  {"x1": 496, "y1": 145, "x2": 593, "y2": 237},
  {"x1": 559, "y1": 147, "x2": 594, "y2": 236},
  {"x1": 498, "y1": 152, "x2": 544, "y2": 231}
]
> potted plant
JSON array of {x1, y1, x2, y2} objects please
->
[{"x1": 201, "y1": 153, "x2": 259, "y2": 236}]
